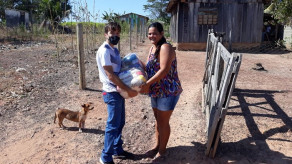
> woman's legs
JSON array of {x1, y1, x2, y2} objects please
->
[
  {"x1": 153, "y1": 108, "x2": 173, "y2": 157},
  {"x1": 149, "y1": 95, "x2": 180, "y2": 158},
  {"x1": 152, "y1": 108, "x2": 159, "y2": 151}
]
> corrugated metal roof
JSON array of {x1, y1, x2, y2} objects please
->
[
  {"x1": 118, "y1": 12, "x2": 149, "y2": 21},
  {"x1": 167, "y1": 0, "x2": 264, "y2": 12}
]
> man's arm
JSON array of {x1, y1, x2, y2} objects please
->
[{"x1": 103, "y1": 66, "x2": 138, "y2": 97}]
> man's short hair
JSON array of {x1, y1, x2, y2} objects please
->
[{"x1": 105, "y1": 22, "x2": 121, "y2": 34}]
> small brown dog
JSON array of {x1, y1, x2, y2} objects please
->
[{"x1": 54, "y1": 103, "x2": 94, "y2": 132}]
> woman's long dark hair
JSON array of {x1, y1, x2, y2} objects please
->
[{"x1": 148, "y1": 22, "x2": 166, "y2": 57}]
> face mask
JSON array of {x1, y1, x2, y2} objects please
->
[{"x1": 109, "y1": 36, "x2": 120, "y2": 45}]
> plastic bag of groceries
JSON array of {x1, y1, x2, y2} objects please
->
[
  {"x1": 120, "y1": 53, "x2": 143, "y2": 72},
  {"x1": 117, "y1": 53, "x2": 147, "y2": 98}
]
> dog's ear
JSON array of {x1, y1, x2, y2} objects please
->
[
  {"x1": 90, "y1": 107, "x2": 94, "y2": 110},
  {"x1": 81, "y1": 104, "x2": 86, "y2": 108}
]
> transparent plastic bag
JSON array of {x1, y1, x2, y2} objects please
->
[
  {"x1": 118, "y1": 53, "x2": 147, "y2": 98},
  {"x1": 120, "y1": 53, "x2": 143, "y2": 72}
]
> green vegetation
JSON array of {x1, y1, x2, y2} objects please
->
[
  {"x1": 60, "y1": 21, "x2": 131, "y2": 36},
  {"x1": 0, "y1": 0, "x2": 71, "y2": 42},
  {"x1": 143, "y1": 0, "x2": 170, "y2": 24},
  {"x1": 102, "y1": 11, "x2": 121, "y2": 22},
  {"x1": 265, "y1": 0, "x2": 292, "y2": 25},
  {"x1": 61, "y1": 22, "x2": 105, "y2": 33},
  {"x1": 272, "y1": 0, "x2": 292, "y2": 25},
  {"x1": 38, "y1": 0, "x2": 71, "y2": 23},
  {"x1": 143, "y1": 0, "x2": 170, "y2": 37},
  {"x1": 0, "y1": 0, "x2": 151, "y2": 56},
  {"x1": 0, "y1": 0, "x2": 71, "y2": 24},
  {"x1": 61, "y1": 22, "x2": 104, "y2": 27},
  {"x1": 0, "y1": 19, "x2": 6, "y2": 28},
  {"x1": 120, "y1": 21, "x2": 130, "y2": 35},
  {"x1": 3, "y1": 24, "x2": 50, "y2": 42}
]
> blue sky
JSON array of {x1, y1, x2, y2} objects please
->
[{"x1": 72, "y1": 0, "x2": 150, "y2": 22}]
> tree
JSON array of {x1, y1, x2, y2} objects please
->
[
  {"x1": 0, "y1": 0, "x2": 71, "y2": 24},
  {"x1": 0, "y1": 0, "x2": 17, "y2": 20},
  {"x1": 102, "y1": 11, "x2": 120, "y2": 22},
  {"x1": 272, "y1": 0, "x2": 292, "y2": 24},
  {"x1": 12, "y1": 0, "x2": 38, "y2": 11},
  {"x1": 38, "y1": 0, "x2": 71, "y2": 24},
  {"x1": 266, "y1": 0, "x2": 292, "y2": 24},
  {"x1": 143, "y1": 0, "x2": 170, "y2": 24}
]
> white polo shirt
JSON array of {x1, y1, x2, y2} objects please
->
[{"x1": 96, "y1": 42, "x2": 121, "y2": 92}]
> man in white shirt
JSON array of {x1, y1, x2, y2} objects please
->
[{"x1": 96, "y1": 22, "x2": 137, "y2": 164}]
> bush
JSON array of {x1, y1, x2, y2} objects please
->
[{"x1": 0, "y1": 19, "x2": 6, "y2": 28}]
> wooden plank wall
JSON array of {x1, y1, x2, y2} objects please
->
[
  {"x1": 169, "y1": 0, "x2": 264, "y2": 44},
  {"x1": 178, "y1": 3, "x2": 184, "y2": 42},
  {"x1": 170, "y1": 4, "x2": 178, "y2": 43}
]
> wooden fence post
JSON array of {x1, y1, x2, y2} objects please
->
[
  {"x1": 77, "y1": 23, "x2": 86, "y2": 90},
  {"x1": 140, "y1": 23, "x2": 142, "y2": 42},
  {"x1": 129, "y1": 18, "x2": 132, "y2": 50},
  {"x1": 136, "y1": 24, "x2": 138, "y2": 45},
  {"x1": 142, "y1": 23, "x2": 145, "y2": 41}
]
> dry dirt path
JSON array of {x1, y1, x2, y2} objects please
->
[{"x1": 0, "y1": 40, "x2": 291, "y2": 164}]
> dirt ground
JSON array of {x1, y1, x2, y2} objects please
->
[{"x1": 0, "y1": 38, "x2": 291, "y2": 164}]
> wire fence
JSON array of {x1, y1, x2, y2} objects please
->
[
  {"x1": 1, "y1": 21, "x2": 147, "y2": 58},
  {"x1": 0, "y1": 0, "x2": 149, "y2": 59}
]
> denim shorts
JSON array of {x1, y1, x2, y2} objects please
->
[{"x1": 151, "y1": 95, "x2": 180, "y2": 111}]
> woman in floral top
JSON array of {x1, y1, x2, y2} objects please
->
[{"x1": 140, "y1": 22, "x2": 183, "y2": 159}]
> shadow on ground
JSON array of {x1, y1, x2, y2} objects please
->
[
  {"x1": 66, "y1": 127, "x2": 104, "y2": 134},
  {"x1": 232, "y1": 42, "x2": 291, "y2": 54},
  {"x1": 126, "y1": 89, "x2": 292, "y2": 163}
]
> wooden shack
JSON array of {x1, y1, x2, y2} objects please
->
[
  {"x1": 5, "y1": 9, "x2": 30, "y2": 28},
  {"x1": 118, "y1": 13, "x2": 149, "y2": 33},
  {"x1": 167, "y1": 0, "x2": 264, "y2": 50},
  {"x1": 118, "y1": 13, "x2": 149, "y2": 49}
]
